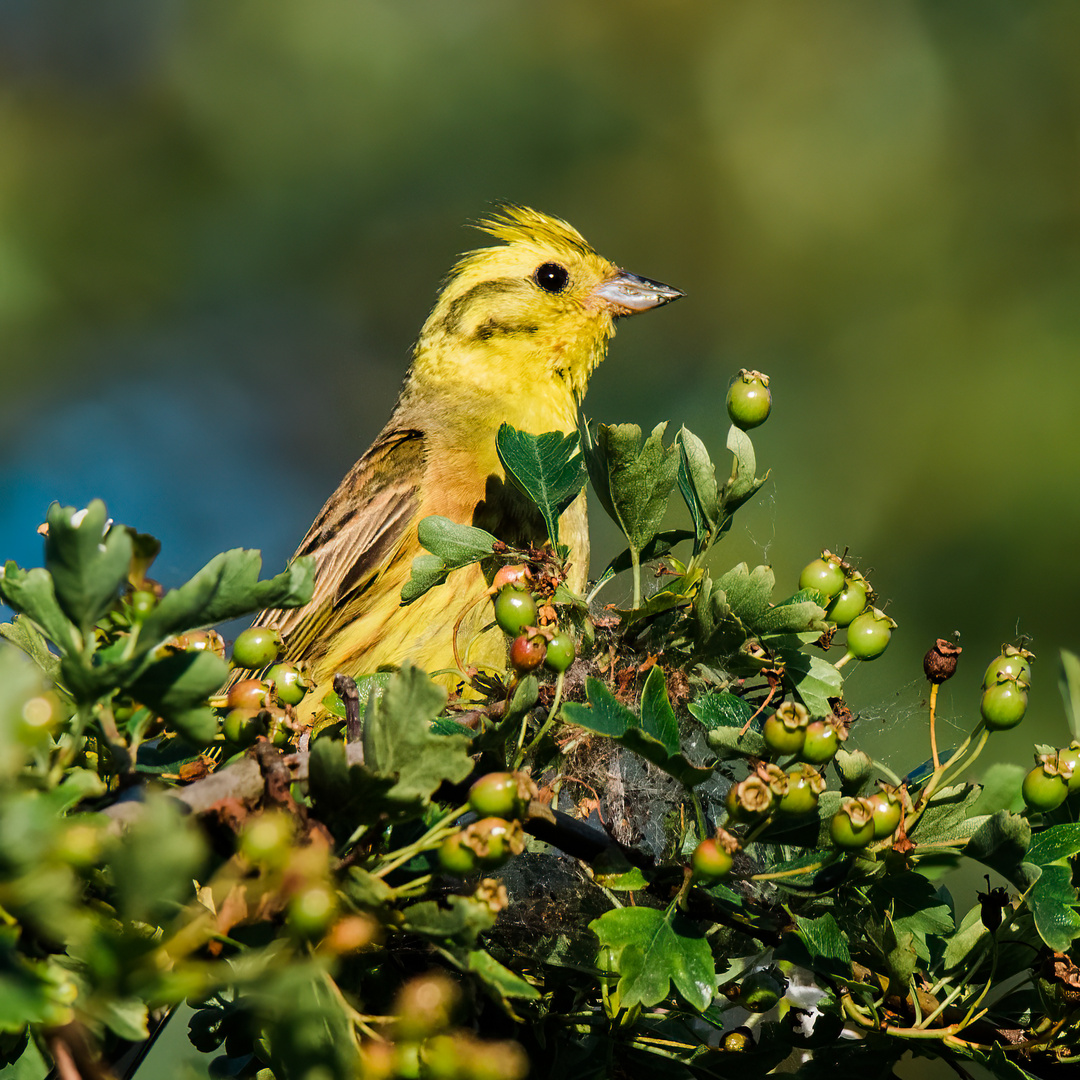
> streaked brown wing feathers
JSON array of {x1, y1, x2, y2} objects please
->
[{"x1": 255, "y1": 429, "x2": 425, "y2": 658}]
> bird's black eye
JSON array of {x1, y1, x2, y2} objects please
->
[{"x1": 534, "y1": 262, "x2": 569, "y2": 294}]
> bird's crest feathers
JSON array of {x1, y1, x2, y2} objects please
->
[{"x1": 471, "y1": 204, "x2": 595, "y2": 260}]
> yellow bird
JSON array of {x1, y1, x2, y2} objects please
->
[{"x1": 254, "y1": 206, "x2": 681, "y2": 720}]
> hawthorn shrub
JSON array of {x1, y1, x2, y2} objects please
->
[{"x1": 2, "y1": 373, "x2": 1079, "y2": 1080}]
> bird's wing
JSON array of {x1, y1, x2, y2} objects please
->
[{"x1": 256, "y1": 428, "x2": 426, "y2": 660}]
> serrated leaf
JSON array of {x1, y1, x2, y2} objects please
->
[
  {"x1": 561, "y1": 678, "x2": 635, "y2": 737},
  {"x1": 44, "y1": 501, "x2": 133, "y2": 629},
  {"x1": 589, "y1": 907, "x2": 715, "y2": 1012},
  {"x1": 140, "y1": 550, "x2": 315, "y2": 646},
  {"x1": 0, "y1": 616, "x2": 62, "y2": 681},
  {"x1": 639, "y1": 665, "x2": 679, "y2": 755},
  {"x1": 616, "y1": 569, "x2": 702, "y2": 628},
  {"x1": 971, "y1": 765, "x2": 1026, "y2": 816},
  {"x1": 943, "y1": 904, "x2": 991, "y2": 972},
  {"x1": 496, "y1": 424, "x2": 586, "y2": 548},
  {"x1": 401, "y1": 894, "x2": 497, "y2": 946},
  {"x1": 688, "y1": 691, "x2": 752, "y2": 731},
  {"x1": 754, "y1": 595, "x2": 829, "y2": 637},
  {"x1": 715, "y1": 563, "x2": 774, "y2": 625},
  {"x1": 0, "y1": 566, "x2": 80, "y2": 656},
  {"x1": 773, "y1": 648, "x2": 842, "y2": 718},
  {"x1": 1059, "y1": 649, "x2": 1080, "y2": 740},
  {"x1": 361, "y1": 663, "x2": 471, "y2": 806},
  {"x1": 872, "y1": 872, "x2": 953, "y2": 937},
  {"x1": 586, "y1": 421, "x2": 679, "y2": 554},
  {"x1": 129, "y1": 650, "x2": 229, "y2": 719},
  {"x1": 794, "y1": 912, "x2": 851, "y2": 976},
  {"x1": 307, "y1": 736, "x2": 399, "y2": 836},
  {"x1": 965, "y1": 811, "x2": 1032, "y2": 886},
  {"x1": 910, "y1": 784, "x2": 988, "y2": 848}
]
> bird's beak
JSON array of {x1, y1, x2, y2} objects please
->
[{"x1": 592, "y1": 270, "x2": 684, "y2": 315}]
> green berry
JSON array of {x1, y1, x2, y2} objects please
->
[
  {"x1": 799, "y1": 720, "x2": 841, "y2": 764},
  {"x1": 982, "y1": 647, "x2": 1033, "y2": 690},
  {"x1": 129, "y1": 590, "x2": 157, "y2": 621},
  {"x1": 1059, "y1": 743, "x2": 1080, "y2": 793},
  {"x1": 799, "y1": 554, "x2": 846, "y2": 599},
  {"x1": 726, "y1": 369, "x2": 772, "y2": 430},
  {"x1": 510, "y1": 633, "x2": 546, "y2": 673},
  {"x1": 826, "y1": 574, "x2": 870, "y2": 627},
  {"x1": 846, "y1": 608, "x2": 896, "y2": 660},
  {"x1": 1022, "y1": 764, "x2": 1069, "y2": 813},
  {"x1": 288, "y1": 884, "x2": 336, "y2": 938},
  {"x1": 232, "y1": 627, "x2": 283, "y2": 669},
  {"x1": 493, "y1": 587, "x2": 537, "y2": 636},
  {"x1": 544, "y1": 631, "x2": 576, "y2": 672},
  {"x1": 690, "y1": 838, "x2": 734, "y2": 882},
  {"x1": 778, "y1": 765, "x2": 824, "y2": 817},
  {"x1": 266, "y1": 662, "x2": 310, "y2": 706},
  {"x1": 830, "y1": 799, "x2": 875, "y2": 849},
  {"x1": 222, "y1": 707, "x2": 265, "y2": 747},
  {"x1": 980, "y1": 680, "x2": 1028, "y2": 731},
  {"x1": 438, "y1": 834, "x2": 478, "y2": 876},
  {"x1": 469, "y1": 773, "x2": 527, "y2": 819},
  {"x1": 762, "y1": 712, "x2": 806, "y2": 757},
  {"x1": 867, "y1": 790, "x2": 903, "y2": 839},
  {"x1": 741, "y1": 970, "x2": 784, "y2": 1012}
]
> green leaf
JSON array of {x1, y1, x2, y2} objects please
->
[
  {"x1": 362, "y1": 663, "x2": 472, "y2": 806},
  {"x1": 0, "y1": 565, "x2": 79, "y2": 656},
  {"x1": 639, "y1": 665, "x2": 679, "y2": 755},
  {"x1": 754, "y1": 593, "x2": 828, "y2": 637},
  {"x1": 676, "y1": 427, "x2": 719, "y2": 547},
  {"x1": 775, "y1": 648, "x2": 843, "y2": 719},
  {"x1": 589, "y1": 907, "x2": 714, "y2": 1012},
  {"x1": 401, "y1": 894, "x2": 497, "y2": 946},
  {"x1": 401, "y1": 517, "x2": 497, "y2": 603},
  {"x1": 793, "y1": 912, "x2": 851, "y2": 976},
  {"x1": 140, "y1": 550, "x2": 315, "y2": 646},
  {"x1": 688, "y1": 691, "x2": 752, "y2": 731},
  {"x1": 104, "y1": 794, "x2": 207, "y2": 925},
  {"x1": 1059, "y1": 649, "x2": 1080, "y2": 740},
  {"x1": 971, "y1": 764, "x2": 1026, "y2": 816},
  {"x1": 496, "y1": 424, "x2": 587, "y2": 547},
  {"x1": 721, "y1": 425, "x2": 768, "y2": 512},
  {"x1": 95, "y1": 996, "x2": 150, "y2": 1041},
  {"x1": 616, "y1": 569, "x2": 702, "y2": 628},
  {"x1": 910, "y1": 783, "x2": 988, "y2": 849},
  {"x1": 705, "y1": 722, "x2": 766, "y2": 762},
  {"x1": 585, "y1": 422, "x2": 679, "y2": 555},
  {"x1": 872, "y1": 872, "x2": 954, "y2": 938},
  {"x1": 466, "y1": 949, "x2": 541, "y2": 1003},
  {"x1": 44, "y1": 501, "x2": 133, "y2": 630},
  {"x1": 307, "y1": 736, "x2": 398, "y2": 836},
  {"x1": 0, "y1": 616, "x2": 62, "y2": 682},
  {"x1": 715, "y1": 563, "x2": 774, "y2": 625},
  {"x1": 965, "y1": 811, "x2": 1032, "y2": 886},
  {"x1": 129, "y1": 650, "x2": 230, "y2": 719},
  {"x1": 561, "y1": 678, "x2": 636, "y2": 738},
  {"x1": 943, "y1": 904, "x2": 991, "y2": 972}
]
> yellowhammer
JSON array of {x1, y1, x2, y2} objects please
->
[{"x1": 253, "y1": 206, "x2": 681, "y2": 719}]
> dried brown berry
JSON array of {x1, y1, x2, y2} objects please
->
[{"x1": 923, "y1": 638, "x2": 962, "y2": 684}]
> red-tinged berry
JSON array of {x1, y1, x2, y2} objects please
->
[
  {"x1": 1023, "y1": 760, "x2": 1069, "y2": 813},
  {"x1": 393, "y1": 972, "x2": 461, "y2": 1040},
  {"x1": 726, "y1": 369, "x2": 772, "y2": 430},
  {"x1": 778, "y1": 764, "x2": 825, "y2": 817},
  {"x1": 544, "y1": 631, "x2": 576, "y2": 673},
  {"x1": 800, "y1": 719, "x2": 842, "y2": 764},
  {"x1": 799, "y1": 553, "x2": 846, "y2": 599},
  {"x1": 691, "y1": 837, "x2": 735, "y2": 882},
  {"x1": 232, "y1": 626, "x2": 283, "y2": 669},
  {"x1": 465, "y1": 817, "x2": 524, "y2": 868},
  {"x1": 982, "y1": 645, "x2": 1033, "y2": 690},
  {"x1": 227, "y1": 678, "x2": 271, "y2": 711},
  {"x1": 510, "y1": 633, "x2": 546, "y2": 673},
  {"x1": 222, "y1": 707, "x2": 264, "y2": 748},
  {"x1": 492, "y1": 564, "x2": 531, "y2": 591},
  {"x1": 867, "y1": 789, "x2": 903, "y2": 839},
  {"x1": 830, "y1": 799, "x2": 876, "y2": 849},
  {"x1": 266, "y1": 662, "x2": 311, "y2": 706},
  {"x1": 826, "y1": 572, "x2": 870, "y2": 627},
  {"x1": 980, "y1": 679, "x2": 1028, "y2": 731},
  {"x1": 468, "y1": 772, "x2": 534, "y2": 819},
  {"x1": 846, "y1": 608, "x2": 896, "y2": 660},
  {"x1": 493, "y1": 587, "x2": 537, "y2": 636}
]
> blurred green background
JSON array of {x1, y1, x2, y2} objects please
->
[{"x1": 2, "y1": 1, "x2": 1079, "y2": 782}]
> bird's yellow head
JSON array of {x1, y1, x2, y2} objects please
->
[{"x1": 412, "y1": 205, "x2": 682, "y2": 403}]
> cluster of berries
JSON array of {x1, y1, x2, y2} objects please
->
[
  {"x1": 220, "y1": 627, "x2": 310, "y2": 748},
  {"x1": 438, "y1": 771, "x2": 536, "y2": 876},
  {"x1": 490, "y1": 564, "x2": 575, "y2": 676}
]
